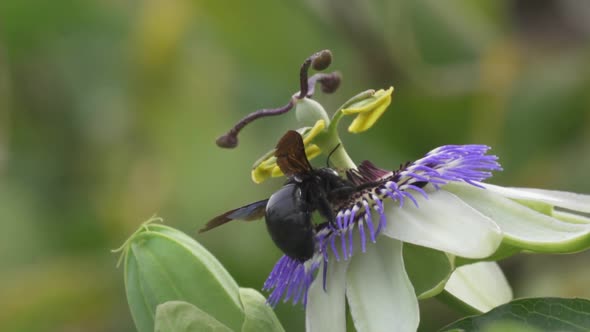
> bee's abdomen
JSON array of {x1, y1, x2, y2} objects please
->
[{"x1": 265, "y1": 184, "x2": 315, "y2": 262}]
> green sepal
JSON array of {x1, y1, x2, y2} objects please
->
[
  {"x1": 513, "y1": 199, "x2": 553, "y2": 216},
  {"x1": 455, "y1": 243, "x2": 521, "y2": 267},
  {"x1": 443, "y1": 262, "x2": 512, "y2": 314},
  {"x1": 154, "y1": 301, "x2": 233, "y2": 332},
  {"x1": 445, "y1": 183, "x2": 590, "y2": 254},
  {"x1": 436, "y1": 290, "x2": 483, "y2": 317},
  {"x1": 403, "y1": 243, "x2": 454, "y2": 299},
  {"x1": 239, "y1": 288, "x2": 285, "y2": 332},
  {"x1": 118, "y1": 219, "x2": 245, "y2": 332},
  {"x1": 552, "y1": 210, "x2": 590, "y2": 225}
]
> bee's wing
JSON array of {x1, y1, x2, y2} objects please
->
[
  {"x1": 275, "y1": 130, "x2": 313, "y2": 178},
  {"x1": 198, "y1": 199, "x2": 269, "y2": 233}
]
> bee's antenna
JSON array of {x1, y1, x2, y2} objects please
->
[
  {"x1": 216, "y1": 50, "x2": 341, "y2": 149},
  {"x1": 326, "y1": 143, "x2": 341, "y2": 168}
]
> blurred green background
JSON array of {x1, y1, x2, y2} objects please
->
[{"x1": 1, "y1": 0, "x2": 590, "y2": 331}]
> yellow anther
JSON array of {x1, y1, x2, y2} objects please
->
[
  {"x1": 251, "y1": 160, "x2": 277, "y2": 184},
  {"x1": 250, "y1": 121, "x2": 326, "y2": 183},
  {"x1": 341, "y1": 87, "x2": 394, "y2": 133},
  {"x1": 301, "y1": 120, "x2": 325, "y2": 145}
]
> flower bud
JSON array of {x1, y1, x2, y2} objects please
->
[
  {"x1": 240, "y1": 288, "x2": 285, "y2": 332},
  {"x1": 154, "y1": 301, "x2": 233, "y2": 332},
  {"x1": 117, "y1": 219, "x2": 244, "y2": 332}
]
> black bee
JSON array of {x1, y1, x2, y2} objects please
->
[{"x1": 199, "y1": 130, "x2": 357, "y2": 262}]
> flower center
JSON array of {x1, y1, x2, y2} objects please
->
[{"x1": 263, "y1": 144, "x2": 502, "y2": 307}]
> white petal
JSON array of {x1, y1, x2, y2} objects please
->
[
  {"x1": 382, "y1": 190, "x2": 502, "y2": 259},
  {"x1": 305, "y1": 259, "x2": 349, "y2": 332},
  {"x1": 482, "y1": 183, "x2": 590, "y2": 213},
  {"x1": 346, "y1": 238, "x2": 419, "y2": 332},
  {"x1": 444, "y1": 261, "x2": 512, "y2": 313},
  {"x1": 446, "y1": 183, "x2": 590, "y2": 252}
]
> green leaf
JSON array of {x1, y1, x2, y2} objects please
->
[
  {"x1": 444, "y1": 321, "x2": 543, "y2": 332},
  {"x1": 154, "y1": 301, "x2": 232, "y2": 332},
  {"x1": 120, "y1": 221, "x2": 245, "y2": 332},
  {"x1": 403, "y1": 243, "x2": 454, "y2": 299},
  {"x1": 239, "y1": 288, "x2": 285, "y2": 332},
  {"x1": 440, "y1": 298, "x2": 590, "y2": 332}
]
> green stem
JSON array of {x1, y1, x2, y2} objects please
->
[
  {"x1": 313, "y1": 128, "x2": 356, "y2": 171},
  {"x1": 319, "y1": 135, "x2": 355, "y2": 170},
  {"x1": 313, "y1": 89, "x2": 378, "y2": 171}
]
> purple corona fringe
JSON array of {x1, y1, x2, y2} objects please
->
[
  {"x1": 263, "y1": 144, "x2": 501, "y2": 307},
  {"x1": 263, "y1": 254, "x2": 322, "y2": 307}
]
